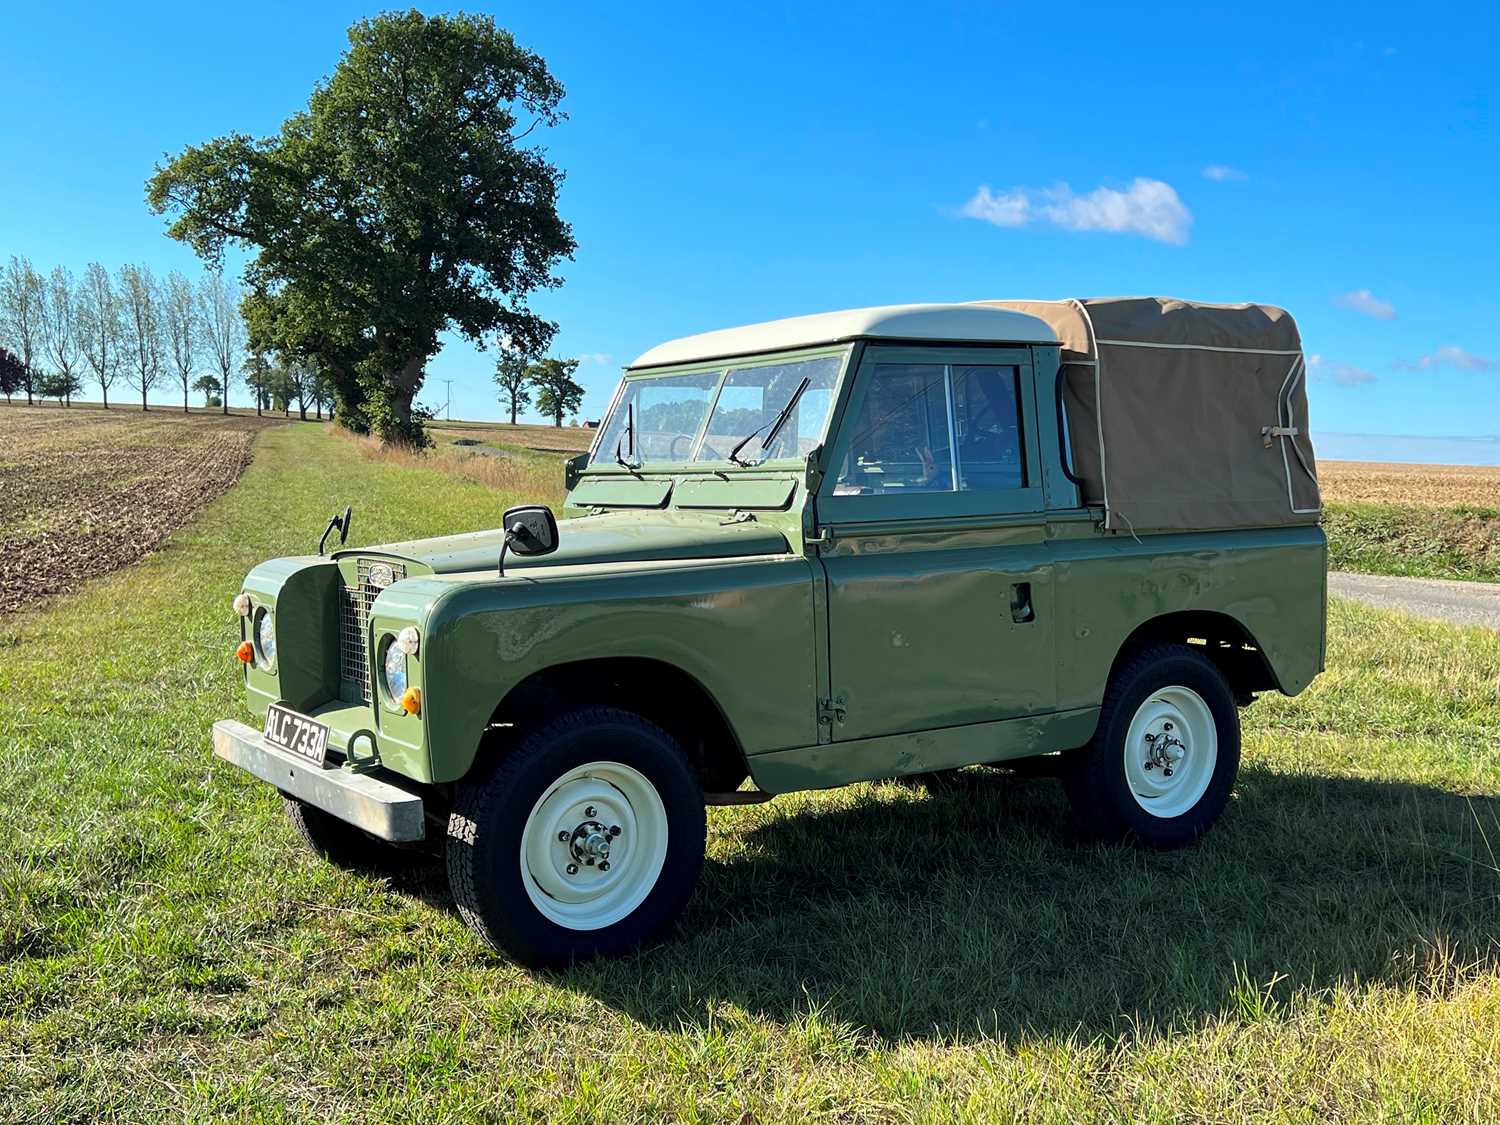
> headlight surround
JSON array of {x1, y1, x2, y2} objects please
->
[
  {"x1": 254, "y1": 607, "x2": 276, "y2": 670},
  {"x1": 381, "y1": 637, "x2": 408, "y2": 704}
]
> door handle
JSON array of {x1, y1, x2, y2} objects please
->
[{"x1": 1010, "y1": 582, "x2": 1035, "y2": 624}]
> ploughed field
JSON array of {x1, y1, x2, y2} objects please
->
[
  {"x1": 3, "y1": 423, "x2": 1499, "y2": 1121},
  {"x1": 0, "y1": 405, "x2": 277, "y2": 616},
  {"x1": 1320, "y1": 460, "x2": 1500, "y2": 583}
]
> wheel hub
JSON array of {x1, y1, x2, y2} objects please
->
[
  {"x1": 1143, "y1": 721, "x2": 1188, "y2": 776},
  {"x1": 1122, "y1": 685, "x2": 1219, "y2": 819},
  {"x1": 520, "y1": 761, "x2": 670, "y2": 931},
  {"x1": 567, "y1": 820, "x2": 619, "y2": 866}
]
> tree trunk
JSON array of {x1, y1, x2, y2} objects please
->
[
  {"x1": 299, "y1": 403, "x2": 307, "y2": 420},
  {"x1": 183, "y1": 385, "x2": 189, "y2": 413},
  {"x1": 554, "y1": 411, "x2": 562, "y2": 427},
  {"x1": 141, "y1": 383, "x2": 148, "y2": 411},
  {"x1": 101, "y1": 384, "x2": 108, "y2": 409},
  {"x1": 510, "y1": 402, "x2": 518, "y2": 425},
  {"x1": 222, "y1": 373, "x2": 229, "y2": 415},
  {"x1": 382, "y1": 353, "x2": 428, "y2": 446}
]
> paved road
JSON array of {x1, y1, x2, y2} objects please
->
[{"x1": 1330, "y1": 571, "x2": 1500, "y2": 630}]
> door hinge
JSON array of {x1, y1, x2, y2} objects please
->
[{"x1": 818, "y1": 695, "x2": 847, "y2": 725}]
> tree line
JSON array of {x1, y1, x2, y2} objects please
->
[
  {"x1": 0, "y1": 254, "x2": 342, "y2": 419},
  {"x1": 0, "y1": 256, "x2": 234, "y2": 412}
]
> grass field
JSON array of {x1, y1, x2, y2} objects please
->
[
  {"x1": 1320, "y1": 461, "x2": 1500, "y2": 584},
  {"x1": 3, "y1": 421, "x2": 1499, "y2": 1121}
]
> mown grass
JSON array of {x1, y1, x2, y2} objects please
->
[
  {"x1": 3, "y1": 424, "x2": 1500, "y2": 1121},
  {"x1": 1326, "y1": 501, "x2": 1500, "y2": 583}
]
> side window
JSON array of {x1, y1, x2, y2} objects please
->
[
  {"x1": 952, "y1": 366, "x2": 1026, "y2": 490},
  {"x1": 832, "y1": 364, "x2": 953, "y2": 494}
]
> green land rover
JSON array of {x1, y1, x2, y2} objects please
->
[{"x1": 214, "y1": 297, "x2": 1327, "y2": 965}]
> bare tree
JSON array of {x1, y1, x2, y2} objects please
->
[
  {"x1": 40, "y1": 266, "x2": 83, "y2": 406},
  {"x1": 163, "y1": 270, "x2": 198, "y2": 413},
  {"x1": 0, "y1": 255, "x2": 44, "y2": 405},
  {"x1": 198, "y1": 271, "x2": 243, "y2": 415},
  {"x1": 119, "y1": 265, "x2": 164, "y2": 411},
  {"x1": 77, "y1": 263, "x2": 123, "y2": 408}
]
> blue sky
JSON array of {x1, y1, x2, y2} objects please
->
[{"x1": 2, "y1": 2, "x2": 1496, "y2": 461}]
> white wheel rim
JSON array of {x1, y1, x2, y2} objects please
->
[
  {"x1": 1122, "y1": 685, "x2": 1217, "y2": 819},
  {"x1": 520, "y1": 761, "x2": 668, "y2": 931}
]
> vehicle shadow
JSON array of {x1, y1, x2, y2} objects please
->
[{"x1": 391, "y1": 765, "x2": 1500, "y2": 1044}]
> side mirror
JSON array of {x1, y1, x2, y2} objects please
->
[{"x1": 498, "y1": 505, "x2": 559, "y2": 576}]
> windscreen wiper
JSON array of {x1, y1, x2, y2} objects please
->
[
  {"x1": 613, "y1": 401, "x2": 639, "y2": 472},
  {"x1": 727, "y1": 376, "x2": 811, "y2": 467}
]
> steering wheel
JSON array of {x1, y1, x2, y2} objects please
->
[{"x1": 668, "y1": 433, "x2": 693, "y2": 460}]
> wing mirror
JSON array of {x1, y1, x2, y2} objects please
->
[{"x1": 497, "y1": 504, "x2": 559, "y2": 576}]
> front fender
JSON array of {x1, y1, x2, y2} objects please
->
[{"x1": 415, "y1": 556, "x2": 819, "y2": 783}]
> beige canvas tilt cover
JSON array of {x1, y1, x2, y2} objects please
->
[{"x1": 979, "y1": 297, "x2": 1321, "y2": 531}]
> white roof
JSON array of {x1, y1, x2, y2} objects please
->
[{"x1": 628, "y1": 303, "x2": 1059, "y2": 369}]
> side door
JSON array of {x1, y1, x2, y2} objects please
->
[{"x1": 814, "y1": 345, "x2": 1055, "y2": 742}]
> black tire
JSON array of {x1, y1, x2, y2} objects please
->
[
  {"x1": 446, "y1": 707, "x2": 706, "y2": 967},
  {"x1": 282, "y1": 795, "x2": 421, "y2": 871},
  {"x1": 1063, "y1": 644, "x2": 1241, "y2": 848}
]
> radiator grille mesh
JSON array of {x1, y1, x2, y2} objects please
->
[{"x1": 339, "y1": 559, "x2": 405, "y2": 703}]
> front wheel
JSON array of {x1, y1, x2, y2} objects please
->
[
  {"x1": 281, "y1": 795, "x2": 420, "y2": 871},
  {"x1": 1063, "y1": 644, "x2": 1241, "y2": 848},
  {"x1": 446, "y1": 707, "x2": 706, "y2": 966}
]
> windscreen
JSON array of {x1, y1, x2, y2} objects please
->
[
  {"x1": 592, "y1": 371, "x2": 721, "y2": 464},
  {"x1": 592, "y1": 351, "x2": 846, "y2": 466},
  {"x1": 694, "y1": 355, "x2": 841, "y2": 462}
]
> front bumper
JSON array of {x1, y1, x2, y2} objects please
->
[{"x1": 212, "y1": 719, "x2": 426, "y2": 841}]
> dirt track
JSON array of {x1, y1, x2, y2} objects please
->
[
  {"x1": 1329, "y1": 571, "x2": 1500, "y2": 631},
  {"x1": 0, "y1": 406, "x2": 277, "y2": 616}
]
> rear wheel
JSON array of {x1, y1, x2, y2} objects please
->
[
  {"x1": 446, "y1": 707, "x2": 706, "y2": 966},
  {"x1": 1063, "y1": 644, "x2": 1240, "y2": 848}
]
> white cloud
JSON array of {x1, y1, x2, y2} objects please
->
[
  {"x1": 1202, "y1": 164, "x2": 1248, "y2": 182},
  {"x1": 576, "y1": 352, "x2": 615, "y2": 366},
  {"x1": 1396, "y1": 345, "x2": 1497, "y2": 372},
  {"x1": 1307, "y1": 354, "x2": 1377, "y2": 387},
  {"x1": 1333, "y1": 289, "x2": 1397, "y2": 320},
  {"x1": 960, "y1": 177, "x2": 1192, "y2": 245}
]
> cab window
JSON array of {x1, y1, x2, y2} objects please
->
[
  {"x1": 952, "y1": 366, "x2": 1026, "y2": 491},
  {"x1": 831, "y1": 364, "x2": 952, "y2": 493},
  {"x1": 822, "y1": 347, "x2": 1041, "y2": 520}
]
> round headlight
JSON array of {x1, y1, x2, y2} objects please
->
[
  {"x1": 382, "y1": 640, "x2": 407, "y2": 702},
  {"x1": 255, "y1": 608, "x2": 276, "y2": 669}
]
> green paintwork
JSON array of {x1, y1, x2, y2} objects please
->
[
  {"x1": 368, "y1": 510, "x2": 791, "y2": 573},
  {"x1": 230, "y1": 337, "x2": 1327, "y2": 796},
  {"x1": 674, "y1": 477, "x2": 797, "y2": 510},
  {"x1": 567, "y1": 476, "x2": 672, "y2": 508}
]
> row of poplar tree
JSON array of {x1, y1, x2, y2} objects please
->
[{"x1": 0, "y1": 254, "x2": 334, "y2": 418}]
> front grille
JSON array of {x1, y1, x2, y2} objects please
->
[{"x1": 339, "y1": 559, "x2": 406, "y2": 702}]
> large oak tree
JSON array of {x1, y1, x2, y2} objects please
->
[{"x1": 147, "y1": 10, "x2": 575, "y2": 445}]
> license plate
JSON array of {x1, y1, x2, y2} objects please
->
[{"x1": 263, "y1": 704, "x2": 331, "y2": 767}]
